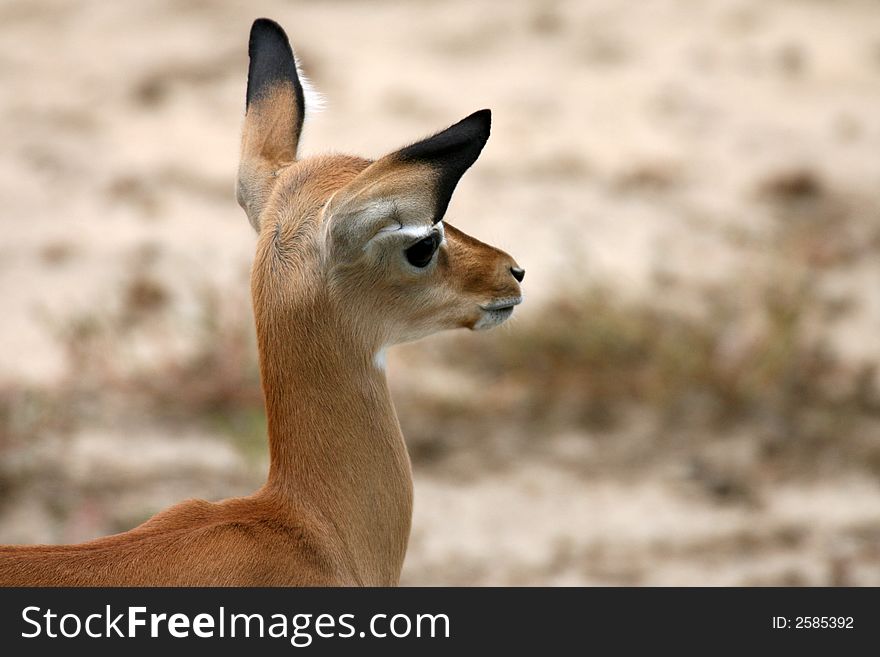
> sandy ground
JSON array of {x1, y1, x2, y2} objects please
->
[{"x1": 1, "y1": 0, "x2": 880, "y2": 585}]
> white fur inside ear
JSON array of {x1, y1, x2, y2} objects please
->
[
  {"x1": 357, "y1": 199, "x2": 400, "y2": 232},
  {"x1": 293, "y1": 50, "x2": 325, "y2": 119}
]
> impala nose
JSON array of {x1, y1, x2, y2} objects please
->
[{"x1": 510, "y1": 266, "x2": 525, "y2": 282}]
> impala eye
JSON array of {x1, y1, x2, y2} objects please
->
[{"x1": 404, "y1": 232, "x2": 441, "y2": 268}]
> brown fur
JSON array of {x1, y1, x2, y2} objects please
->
[{"x1": 0, "y1": 35, "x2": 522, "y2": 587}]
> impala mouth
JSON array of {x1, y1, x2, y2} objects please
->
[
  {"x1": 474, "y1": 296, "x2": 523, "y2": 330},
  {"x1": 480, "y1": 297, "x2": 523, "y2": 313}
]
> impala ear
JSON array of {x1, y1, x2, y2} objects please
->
[
  {"x1": 237, "y1": 18, "x2": 307, "y2": 231},
  {"x1": 394, "y1": 109, "x2": 491, "y2": 225},
  {"x1": 326, "y1": 110, "x2": 491, "y2": 251}
]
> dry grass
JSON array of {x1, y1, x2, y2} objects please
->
[
  {"x1": 3, "y1": 264, "x2": 878, "y2": 486},
  {"x1": 399, "y1": 277, "x2": 880, "y2": 479},
  {"x1": 5, "y1": 158, "x2": 880, "y2": 494}
]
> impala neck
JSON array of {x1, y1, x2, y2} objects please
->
[{"x1": 254, "y1": 283, "x2": 413, "y2": 585}]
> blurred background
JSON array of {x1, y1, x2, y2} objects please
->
[{"x1": 1, "y1": 0, "x2": 880, "y2": 585}]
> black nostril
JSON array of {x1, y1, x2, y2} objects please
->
[{"x1": 510, "y1": 266, "x2": 525, "y2": 282}]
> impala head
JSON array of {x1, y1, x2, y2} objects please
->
[{"x1": 238, "y1": 19, "x2": 524, "y2": 353}]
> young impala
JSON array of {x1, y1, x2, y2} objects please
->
[{"x1": 0, "y1": 18, "x2": 524, "y2": 586}]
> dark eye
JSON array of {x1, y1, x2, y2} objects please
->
[{"x1": 404, "y1": 232, "x2": 441, "y2": 268}]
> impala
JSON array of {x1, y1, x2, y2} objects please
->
[{"x1": 0, "y1": 18, "x2": 524, "y2": 586}]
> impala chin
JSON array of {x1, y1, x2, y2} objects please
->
[{"x1": 473, "y1": 296, "x2": 523, "y2": 330}]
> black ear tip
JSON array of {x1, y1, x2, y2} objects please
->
[
  {"x1": 463, "y1": 108, "x2": 491, "y2": 141},
  {"x1": 250, "y1": 18, "x2": 287, "y2": 40},
  {"x1": 249, "y1": 18, "x2": 291, "y2": 55},
  {"x1": 251, "y1": 17, "x2": 281, "y2": 32},
  {"x1": 246, "y1": 18, "x2": 302, "y2": 112},
  {"x1": 471, "y1": 108, "x2": 492, "y2": 124},
  {"x1": 465, "y1": 109, "x2": 492, "y2": 132}
]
